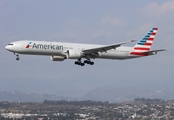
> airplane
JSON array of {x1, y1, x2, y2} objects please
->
[{"x1": 5, "y1": 28, "x2": 165, "y2": 66}]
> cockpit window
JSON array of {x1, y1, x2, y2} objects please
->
[{"x1": 8, "y1": 44, "x2": 13, "y2": 45}]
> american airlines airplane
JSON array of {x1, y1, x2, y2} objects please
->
[{"x1": 5, "y1": 28, "x2": 165, "y2": 66}]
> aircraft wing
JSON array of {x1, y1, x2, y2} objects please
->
[{"x1": 82, "y1": 40, "x2": 137, "y2": 53}]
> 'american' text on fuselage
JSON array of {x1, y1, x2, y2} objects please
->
[{"x1": 32, "y1": 43, "x2": 63, "y2": 50}]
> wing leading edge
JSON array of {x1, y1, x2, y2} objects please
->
[{"x1": 82, "y1": 40, "x2": 137, "y2": 53}]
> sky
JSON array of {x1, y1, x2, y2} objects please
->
[{"x1": 0, "y1": 0, "x2": 174, "y2": 98}]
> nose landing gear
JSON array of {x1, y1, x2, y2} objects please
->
[
  {"x1": 16, "y1": 57, "x2": 20, "y2": 61},
  {"x1": 14, "y1": 53, "x2": 20, "y2": 61}
]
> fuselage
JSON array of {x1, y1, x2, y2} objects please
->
[
  {"x1": 5, "y1": 40, "x2": 136, "y2": 60},
  {"x1": 5, "y1": 28, "x2": 164, "y2": 66}
]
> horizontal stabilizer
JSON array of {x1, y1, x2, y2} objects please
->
[{"x1": 143, "y1": 49, "x2": 166, "y2": 55}]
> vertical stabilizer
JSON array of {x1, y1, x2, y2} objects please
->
[{"x1": 130, "y1": 28, "x2": 158, "y2": 56}]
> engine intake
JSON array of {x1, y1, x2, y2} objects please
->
[{"x1": 67, "y1": 50, "x2": 82, "y2": 59}]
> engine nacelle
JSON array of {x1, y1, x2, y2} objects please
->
[
  {"x1": 50, "y1": 56, "x2": 65, "y2": 61},
  {"x1": 67, "y1": 50, "x2": 82, "y2": 59}
]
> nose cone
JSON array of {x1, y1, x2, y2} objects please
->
[
  {"x1": 5, "y1": 44, "x2": 13, "y2": 51},
  {"x1": 5, "y1": 45, "x2": 9, "y2": 50}
]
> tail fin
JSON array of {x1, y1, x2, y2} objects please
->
[{"x1": 130, "y1": 28, "x2": 158, "y2": 56}]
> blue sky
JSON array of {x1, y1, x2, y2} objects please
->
[{"x1": 0, "y1": 0, "x2": 174, "y2": 98}]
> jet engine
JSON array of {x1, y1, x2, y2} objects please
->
[
  {"x1": 66, "y1": 50, "x2": 83, "y2": 59},
  {"x1": 50, "y1": 56, "x2": 65, "y2": 61}
]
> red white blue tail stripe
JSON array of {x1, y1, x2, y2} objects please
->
[{"x1": 130, "y1": 28, "x2": 158, "y2": 56}]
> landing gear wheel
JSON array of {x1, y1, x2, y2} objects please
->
[
  {"x1": 84, "y1": 60, "x2": 88, "y2": 64},
  {"x1": 90, "y1": 61, "x2": 94, "y2": 65},
  {"x1": 80, "y1": 63, "x2": 85, "y2": 66},
  {"x1": 84, "y1": 60, "x2": 94, "y2": 65},
  {"x1": 14, "y1": 53, "x2": 20, "y2": 61},
  {"x1": 16, "y1": 57, "x2": 20, "y2": 61},
  {"x1": 74, "y1": 61, "x2": 85, "y2": 66},
  {"x1": 84, "y1": 60, "x2": 90, "y2": 64},
  {"x1": 74, "y1": 58, "x2": 94, "y2": 66},
  {"x1": 75, "y1": 61, "x2": 78, "y2": 65}
]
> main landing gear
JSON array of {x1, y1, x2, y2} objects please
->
[
  {"x1": 74, "y1": 58, "x2": 94, "y2": 66},
  {"x1": 84, "y1": 60, "x2": 94, "y2": 65},
  {"x1": 14, "y1": 53, "x2": 20, "y2": 61}
]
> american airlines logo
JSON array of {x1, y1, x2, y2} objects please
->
[
  {"x1": 26, "y1": 42, "x2": 63, "y2": 50},
  {"x1": 26, "y1": 42, "x2": 32, "y2": 48}
]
